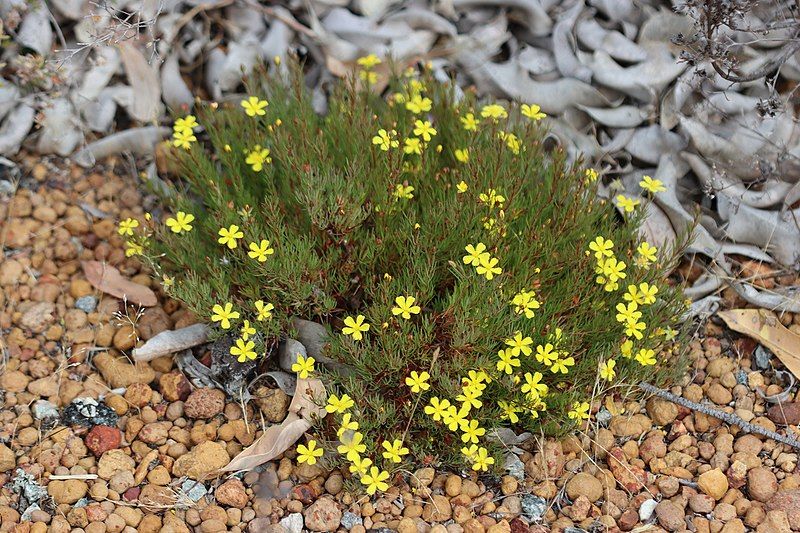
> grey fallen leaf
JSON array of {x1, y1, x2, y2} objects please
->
[
  {"x1": 161, "y1": 53, "x2": 193, "y2": 110},
  {"x1": 383, "y1": 30, "x2": 438, "y2": 61},
  {"x1": 589, "y1": 46, "x2": 687, "y2": 102},
  {"x1": 703, "y1": 91, "x2": 763, "y2": 116},
  {"x1": 637, "y1": 9, "x2": 694, "y2": 45},
  {"x1": 264, "y1": 371, "x2": 297, "y2": 396},
  {"x1": 205, "y1": 48, "x2": 226, "y2": 101},
  {"x1": 261, "y1": 16, "x2": 294, "y2": 73},
  {"x1": 77, "y1": 89, "x2": 118, "y2": 132},
  {"x1": 77, "y1": 46, "x2": 121, "y2": 102},
  {"x1": 576, "y1": 18, "x2": 647, "y2": 63},
  {"x1": 278, "y1": 338, "x2": 308, "y2": 373},
  {"x1": 551, "y1": 2, "x2": 592, "y2": 82},
  {"x1": 757, "y1": 370, "x2": 795, "y2": 404},
  {"x1": 322, "y1": 7, "x2": 407, "y2": 45},
  {"x1": 79, "y1": 202, "x2": 110, "y2": 219},
  {"x1": 16, "y1": 1, "x2": 53, "y2": 56},
  {"x1": 660, "y1": 68, "x2": 702, "y2": 130},
  {"x1": 452, "y1": 0, "x2": 552, "y2": 37},
  {"x1": 544, "y1": 118, "x2": 603, "y2": 163},
  {"x1": 488, "y1": 427, "x2": 533, "y2": 446},
  {"x1": 589, "y1": 0, "x2": 634, "y2": 23},
  {"x1": 639, "y1": 201, "x2": 677, "y2": 254},
  {"x1": 517, "y1": 46, "x2": 557, "y2": 76},
  {"x1": 682, "y1": 295, "x2": 722, "y2": 320},
  {"x1": 222, "y1": 378, "x2": 327, "y2": 472},
  {"x1": 356, "y1": 0, "x2": 397, "y2": 17},
  {"x1": 73, "y1": 126, "x2": 170, "y2": 167},
  {"x1": 719, "y1": 243, "x2": 775, "y2": 264},
  {"x1": 36, "y1": 98, "x2": 84, "y2": 156},
  {"x1": 624, "y1": 125, "x2": 687, "y2": 165},
  {"x1": 639, "y1": 499, "x2": 658, "y2": 521},
  {"x1": 684, "y1": 273, "x2": 724, "y2": 301},
  {"x1": 383, "y1": 6, "x2": 457, "y2": 36},
  {"x1": 0, "y1": 80, "x2": 20, "y2": 122},
  {"x1": 118, "y1": 41, "x2": 162, "y2": 122},
  {"x1": 50, "y1": 0, "x2": 86, "y2": 19},
  {"x1": 577, "y1": 104, "x2": 650, "y2": 128},
  {"x1": 133, "y1": 324, "x2": 211, "y2": 362},
  {"x1": 0, "y1": 104, "x2": 35, "y2": 156},
  {"x1": 718, "y1": 261, "x2": 800, "y2": 312}
]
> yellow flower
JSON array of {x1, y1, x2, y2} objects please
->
[
  {"x1": 247, "y1": 239, "x2": 275, "y2": 262},
  {"x1": 405, "y1": 95, "x2": 432, "y2": 114},
  {"x1": 463, "y1": 243, "x2": 489, "y2": 266},
  {"x1": 620, "y1": 339, "x2": 634, "y2": 359},
  {"x1": 625, "y1": 320, "x2": 647, "y2": 340},
  {"x1": 471, "y1": 447, "x2": 495, "y2": 471},
  {"x1": 381, "y1": 439, "x2": 409, "y2": 463},
  {"x1": 600, "y1": 359, "x2": 616, "y2": 381},
  {"x1": 230, "y1": 337, "x2": 256, "y2": 362},
  {"x1": 639, "y1": 175, "x2": 666, "y2": 193},
  {"x1": 393, "y1": 184, "x2": 415, "y2": 200},
  {"x1": 172, "y1": 129, "x2": 196, "y2": 149},
  {"x1": 246, "y1": 146, "x2": 272, "y2": 171},
  {"x1": 342, "y1": 315, "x2": 370, "y2": 341},
  {"x1": 503, "y1": 132, "x2": 521, "y2": 155},
  {"x1": 118, "y1": 218, "x2": 139, "y2": 236},
  {"x1": 498, "y1": 401, "x2": 521, "y2": 424},
  {"x1": 359, "y1": 70, "x2": 378, "y2": 84},
  {"x1": 550, "y1": 356, "x2": 575, "y2": 374},
  {"x1": 511, "y1": 290, "x2": 540, "y2": 319},
  {"x1": 521, "y1": 371, "x2": 548, "y2": 399},
  {"x1": 534, "y1": 343, "x2": 558, "y2": 367},
  {"x1": 403, "y1": 137, "x2": 423, "y2": 155},
  {"x1": 444, "y1": 404, "x2": 469, "y2": 431},
  {"x1": 165, "y1": 211, "x2": 194, "y2": 233},
  {"x1": 456, "y1": 181, "x2": 468, "y2": 193},
  {"x1": 615, "y1": 194, "x2": 640, "y2": 213},
  {"x1": 496, "y1": 349, "x2": 520, "y2": 375},
  {"x1": 405, "y1": 371, "x2": 430, "y2": 393},
  {"x1": 254, "y1": 300, "x2": 274, "y2": 321},
  {"x1": 241, "y1": 96, "x2": 268, "y2": 117},
  {"x1": 456, "y1": 387, "x2": 482, "y2": 411},
  {"x1": 296, "y1": 440, "x2": 323, "y2": 465},
  {"x1": 476, "y1": 255, "x2": 502, "y2": 280},
  {"x1": 326, "y1": 394, "x2": 355, "y2": 414},
  {"x1": 615, "y1": 301, "x2": 642, "y2": 325},
  {"x1": 505, "y1": 332, "x2": 533, "y2": 357},
  {"x1": 460, "y1": 419, "x2": 486, "y2": 444},
  {"x1": 218, "y1": 225, "x2": 244, "y2": 249},
  {"x1": 636, "y1": 241, "x2": 658, "y2": 267},
  {"x1": 357, "y1": 54, "x2": 381, "y2": 69},
  {"x1": 460, "y1": 112, "x2": 479, "y2": 131},
  {"x1": 211, "y1": 302, "x2": 240, "y2": 329},
  {"x1": 454, "y1": 148, "x2": 469, "y2": 163},
  {"x1": 125, "y1": 241, "x2": 143, "y2": 257},
  {"x1": 568, "y1": 401, "x2": 590, "y2": 421},
  {"x1": 291, "y1": 355, "x2": 315, "y2": 379},
  {"x1": 240, "y1": 320, "x2": 256, "y2": 341},
  {"x1": 478, "y1": 189, "x2": 505, "y2": 208},
  {"x1": 174, "y1": 115, "x2": 198, "y2": 132},
  {"x1": 349, "y1": 455, "x2": 372, "y2": 476},
  {"x1": 585, "y1": 168, "x2": 598, "y2": 183},
  {"x1": 480, "y1": 104, "x2": 507, "y2": 121},
  {"x1": 424, "y1": 397, "x2": 451, "y2": 421},
  {"x1": 338, "y1": 413, "x2": 359, "y2": 437},
  {"x1": 462, "y1": 444, "x2": 478, "y2": 460},
  {"x1": 372, "y1": 129, "x2": 399, "y2": 151},
  {"x1": 624, "y1": 283, "x2": 658, "y2": 306},
  {"x1": 412, "y1": 120, "x2": 437, "y2": 141},
  {"x1": 635, "y1": 348, "x2": 656, "y2": 366},
  {"x1": 161, "y1": 275, "x2": 174, "y2": 288},
  {"x1": 392, "y1": 296, "x2": 421, "y2": 319},
  {"x1": 337, "y1": 431, "x2": 366, "y2": 461},
  {"x1": 588, "y1": 236, "x2": 613, "y2": 260},
  {"x1": 521, "y1": 103, "x2": 546, "y2": 120},
  {"x1": 360, "y1": 466, "x2": 389, "y2": 495}
]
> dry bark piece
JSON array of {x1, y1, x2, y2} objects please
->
[
  {"x1": 133, "y1": 324, "x2": 210, "y2": 361},
  {"x1": 81, "y1": 261, "x2": 157, "y2": 307},
  {"x1": 717, "y1": 309, "x2": 800, "y2": 380}
]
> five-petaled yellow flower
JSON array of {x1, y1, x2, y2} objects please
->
[
  {"x1": 166, "y1": 211, "x2": 194, "y2": 233},
  {"x1": 636, "y1": 242, "x2": 658, "y2": 267},
  {"x1": 361, "y1": 466, "x2": 390, "y2": 495},
  {"x1": 506, "y1": 332, "x2": 533, "y2": 357},
  {"x1": 296, "y1": 440, "x2": 324, "y2": 465},
  {"x1": 381, "y1": 439, "x2": 409, "y2": 463},
  {"x1": 624, "y1": 282, "x2": 658, "y2": 306},
  {"x1": 476, "y1": 255, "x2": 502, "y2": 280},
  {"x1": 471, "y1": 447, "x2": 495, "y2": 471},
  {"x1": 392, "y1": 295, "x2": 421, "y2": 319},
  {"x1": 403, "y1": 137, "x2": 423, "y2": 155},
  {"x1": 635, "y1": 348, "x2": 656, "y2": 366},
  {"x1": 480, "y1": 104, "x2": 507, "y2": 121},
  {"x1": 326, "y1": 394, "x2": 355, "y2": 414},
  {"x1": 460, "y1": 419, "x2": 486, "y2": 444},
  {"x1": 241, "y1": 96, "x2": 268, "y2": 117},
  {"x1": 118, "y1": 218, "x2": 139, "y2": 236},
  {"x1": 125, "y1": 241, "x2": 143, "y2": 257},
  {"x1": 248, "y1": 239, "x2": 274, "y2": 262},
  {"x1": 349, "y1": 455, "x2": 372, "y2": 475},
  {"x1": 600, "y1": 359, "x2": 616, "y2": 381},
  {"x1": 218, "y1": 224, "x2": 244, "y2": 249},
  {"x1": 174, "y1": 115, "x2": 198, "y2": 132},
  {"x1": 291, "y1": 354, "x2": 315, "y2": 379},
  {"x1": 460, "y1": 112, "x2": 479, "y2": 131},
  {"x1": 405, "y1": 371, "x2": 430, "y2": 393},
  {"x1": 454, "y1": 148, "x2": 469, "y2": 163},
  {"x1": 240, "y1": 320, "x2": 255, "y2": 341},
  {"x1": 457, "y1": 181, "x2": 469, "y2": 193},
  {"x1": 496, "y1": 349, "x2": 521, "y2": 375},
  {"x1": 372, "y1": 129, "x2": 399, "y2": 151},
  {"x1": 568, "y1": 401, "x2": 590, "y2": 421},
  {"x1": 357, "y1": 54, "x2": 381, "y2": 69},
  {"x1": 463, "y1": 243, "x2": 489, "y2": 266},
  {"x1": 405, "y1": 95, "x2": 432, "y2": 114},
  {"x1": 254, "y1": 300, "x2": 274, "y2": 321},
  {"x1": 337, "y1": 431, "x2": 366, "y2": 461},
  {"x1": 550, "y1": 356, "x2": 575, "y2": 374},
  {"x1": 211, "y1": 302, "x2": 240, "y2": 329},
  {"x1": 521, "y1": 103, "x2": 546, "y2": 120},
  {"x1": 585, "y1": 168, "x2": 598, "y2": 183},
  {"x1": 393, "y1": 184, "x2": 414, "y2": 200},
  {"x1": 230, "y1": 337, "x2": 256, "y2": 362},
  {"x1": 424, "y1": 397, "x2": 451, "y2": 421},
  {"x1": 639, "y1": 175, "x2": 666, "y2": 193},
  {"x1": 413, "y1": 120, "x2": 437, "y2": 141},
  {"x1": 246, "y1": 146, "x2": 272, "y2": 171},
  {"x1": 616, "y1": 194, "x2": 640, "y2": 213},
  {"x1": 338, "y1": 413, "x2": 359, "y2": 437},
  {"x1": 172, "y1": 129, "x2": 196, "y2": 150},
  {"x1": 342, "y1": 315, "x2": 370, "y2": 340},
  {"x1": 521, "y1": 371, "x2": 548, "y2": 399},
  {"x1": 588, "y1": 236, "x2": 613, "y2": 259}
]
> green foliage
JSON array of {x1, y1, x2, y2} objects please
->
[{"x1": 136, "y1": 63, "x2": 687, "y2": 474}]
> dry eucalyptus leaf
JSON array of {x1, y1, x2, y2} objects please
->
[
  {"x1": 133, "y1": 324, "x2": 211, "y2": 362},
  {"x1": 118, "y1": 41, "x2": 162, "y2": 122},
  {"x1": 223, "y1": 378, "x2": 327, "y2": 471},
  {"x1": 74, "y1": 127, "x2": 170, "y2": 167},
  {"x1": 0, "y1": 105, "x2": 35, "y2": 156},
  {"x1": 81, "y1": 261, "x2": 158, "y2": 307},
  {"x1": 718, "y1": 309, "x2": 800, "y2": 380}
]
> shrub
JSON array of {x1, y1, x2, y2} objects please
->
[{"x1": 129, "y1": 61, "x2": 686, "y2": 482}]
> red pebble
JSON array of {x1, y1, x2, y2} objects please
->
[
  {"x1": 123, "y1": 486, "x2": 141, "y2": 501},
  {"x1": 85, "y1": 425, "x2": 121, "y2": 456}
]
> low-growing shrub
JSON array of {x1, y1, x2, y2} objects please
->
[{"x1": 127, "y1": 61, "x2": 686, "y2": 486}]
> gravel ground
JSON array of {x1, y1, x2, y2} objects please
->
[{"x1": 1, "y1": 155, "x2": 800, "y2": 532}]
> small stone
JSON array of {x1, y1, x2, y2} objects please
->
[
  {"x1": 75, "y1": 296, "x2": 97, "y2": 313},
  {"x1": 159, "y1": 372, "x2": 192, "y2": 402},
  {"x1": 638, "y1": 499, "x2": 657, "y2": 521},
  {"x1": 707, "y1": 383, "x2": 733, "y2": 405},
  {"x1": 32, "y1": 400, "x2": 59, "y2": 421},
  {"x1": 279, "y1": 512, "x2": 304, "y2": 533},
  {"x1": 324, "y1": 473, "x2": 343, "y2": 495},
  {"x1": 756, "y1": 510, "x2": 791, "y2": 533},
  {"x1": 172, "y1": 441, "x2": 230, "y2": 479},
  {"x1": 689, "y1": 493, "x2": 715, "y2": 513},
  {"x1": 254, "y1": 387, "x2": 290, "y2": 423},
  {"x1": 47, "y1": 479, "x2": 88, "y2": 504},
  {"x1": 94, "y1": 352, "x2": 155, "y2": 388},
  {"x1": 520, "y1": 495, "x2": 547, "y2": 522},
  {"x1": 654, "y1": 501, "x2": 685, "y2": 532},
  {"x1": 445, "y1": 475, "x2": 462, "y2": 497},
  {"x1": 20, "y1": 302, "x2": 56, "y2": 333},
  {"x1": 747, "y1": 467, "x2": 777, "y2": 502},
  {"x1": 85, "y1": 425, "x2": 122, "y2": 456},
  {"x1": 0, "y1": 370, "x2": 30, "y2": 392},
  {"x1": 215, "y1": 478, "x2": 248, "y2": 509},
  {"x1": 422, "y1": 494, "x2": 452, "y2": 522},
  {"x1": 697, "y1": 468, "x2": 728, "y2": 500},
  {"x1": 618, "y1": 509, "x2": 639, "y2": 531},
  {"x1": 565, "y1": 472, "x2": 603, "y2": 503},
  {"x1": 124, "y1": 382, "x2": 153, "y2": 407},
  {"x1": 0, "y1": 443, "x2": 16, "y2": 472},
  {"x1": 184, "y1": 388, "x2": 226, "y2": 419},
  {"x1": 767, "y1": 403, "x2": 800, "y2": 426},
  {"x1": 766, "y1": 490, "x2": 800, "y2": 525},
  {"x1": 340, "y1": 511, "x2": 362, "y2": 530},
  {"x1": 646, "y1": 398, "x2": 678, "y2": 426}
]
